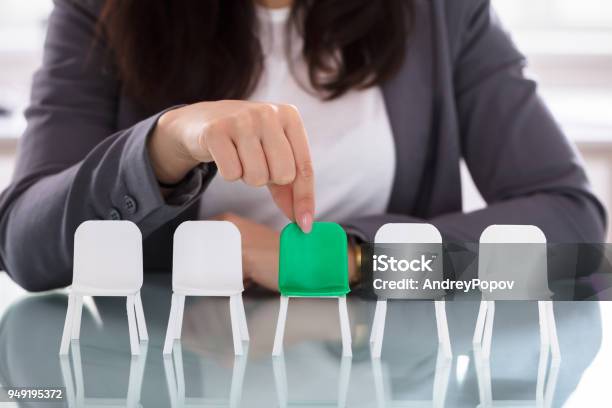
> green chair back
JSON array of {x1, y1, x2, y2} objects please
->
[{"x1": 278, "y1": 222, "x2": 350, "y2": 297}]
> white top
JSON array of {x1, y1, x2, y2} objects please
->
[{"x1": 199, "y1": 6, "x2": 396, "y2": 230}]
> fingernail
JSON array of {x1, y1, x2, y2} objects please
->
[{"x1": 300, "y1": 212, "x2": 313, "y2": 233}]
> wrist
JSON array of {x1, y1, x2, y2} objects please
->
[{"x1": 148, "y1": 108, "x2": 199, "y2": 185}]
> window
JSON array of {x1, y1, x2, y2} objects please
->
[{"x1": 493, "y1": 0, "x2": 612, "y2": 143}]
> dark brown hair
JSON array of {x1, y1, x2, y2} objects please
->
[{"x1": 98, "y1": 0, "x2": 412, "y2": 109}]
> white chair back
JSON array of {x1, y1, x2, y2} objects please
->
[
  {"x1": 478, "y1": 225, "x2": 550, "y2": 300},
  {"x1": 172, "y1": 221, "x2": 243, "y2": 294},
  {"x1": 373, "y1": 223, "x2": 445, "y2": 301},
  {"x1": 73, "y1": 221, "x2": 143, "y2": 292},
  {"x1": 375, "y1": 223, "x2": 442, "y2": 243},
  {"x1": 480, "y1": 224, "x2": 546, "y2": 244}
]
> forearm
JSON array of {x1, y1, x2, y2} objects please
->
[
  {"x1": 344, "y1": 192, "x2": 604, "y2": 244},
  {"x1": 0, "y1": 114, "x2": 214, "y2": 291},
  {"x1": 431, "y1": 192, "x2": 605, "y2": 243}
]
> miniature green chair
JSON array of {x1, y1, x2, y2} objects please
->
[{"x1": 272, "y1": 222, "x2": 352, "y2": 356}]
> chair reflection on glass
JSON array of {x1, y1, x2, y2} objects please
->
[
  {"x1": 371, "y1": 350, "x2": 451, "y2": 408},
  {"x1": 273, "y1": 354, "x2": 352, "y2": 408},
  {"x1": 163, "y1": 343, "x2": 247, "y2": 408},
  {"x1": 273, "y1": 222, "x2": 352, "y2": 357},
  {"x1": 163, "y1": 221, "x2": 249, "y2": 356},
  {"x1": 473, "y1": 225, "x2": 560, "y2": 362},
  {"x1": 473, "y1": 342, "x2": 561, "y2": 408},
  {"x1": 59, "y1": 340, "x2": 148, "y2": 408},
  {"x1": 370, "y1": 223, "x2": 451, "y2": 358},
  {"x1": 60, "y1": 221, "x2": 148, "y2": 356}
]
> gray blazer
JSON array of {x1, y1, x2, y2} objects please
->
[{"x1": 0, "y1": 0, "x2": 606, "y2": 291}]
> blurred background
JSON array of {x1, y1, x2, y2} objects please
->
[{"x1": 0, "y1": 0, "x2": 611, "y2": 234}]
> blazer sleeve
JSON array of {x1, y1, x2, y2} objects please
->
[
  {"x1": 0, "y1": 0, "x2": 214, "y2": 291},
  {"x1": 343, "y1": 0, "x2": 606, "y2": 244}
]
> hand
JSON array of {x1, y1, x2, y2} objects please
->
[
  {"x1": 213, "y1": 213, "x2": 280, "y2": 291},
  {"x1": 149, "y1": 100, "x2": 315, "y2": 232}
]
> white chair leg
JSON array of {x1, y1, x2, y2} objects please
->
[
  {"x1": 229, "y1": 353, "x2": 248, "y2": 408},
  {"x1": 482, "y1": 301, "x2": 495, "y2": 359},
  {"x1": 71, "y1": 295, "x2": 84, "y2": 339},
  {"x1": 434, "y1": 300, "x2": 452, "y2": 357},
  {"x1": 338, "y1": 296, "x2": 352, "y2": 357},
  {"x1": 371, "y1": 300, "x2": 387, "y2": 358},
  {"x1": 473, "y1": 301, "x2": 488, "y2": 345},
  {"x1": 229, "y1": 295, "x2": 244, "y2": 355},
  {"x1": 134, "y1": 292, "x2": 149, "y2": 342},
  {"x1": 162, "y1": 355, "x2": 178, "y2": 407},
  {"x1": 544, "y1": 352, "x2": 562, "y2": 408},
  {"x1": 135, "y1": 343, "x2": 148, "y2": 396},
  {"x1": 173, "y1": 343, "x2": 186, "y2": 406},
  {"x1": 72, "y1": 341, "x2": 85, "y2": 406},
  {"x1": 432, "y1": 349, "x2": 452, "y2": 408},
  {"x1": 473, "y1": 347, "x2": 487, "y2": 404},
  {"x1": 60, "y1": 294, "x2": 76, "y2": 355},
  {"x1": 163, "y1": 293, "x2": 179, "y2": 355},
  {"x1": 474, "y1": 345, "x2": 493, "y2": 406},
  {"x1": 126, "y1": 295, "x2": 140, "y2": 355},
  {"x1": 59, "y1": 354, "x2": 76, "y2": 408},
  {"x1": 536, "y1": 336, "x2": 549, "y2": 406},
  {"x1": 370, "y1": 300, "x2": 385, "y2": 343},
  {"x1": 273, "y1": 296, "x2": 289, "y2": 356},
  {"x1": 236, "y1": 294, "x2": 250, "y2": 341},
  {"x1": 174, "y1": 295, "x2": 185, "y2": 340},
  {"x1": 545, "y1": 301, "x2": 561, "y2": 362},
  {"x1": 127, "y1": 343, "x2": 148, "y2": 408},
  {"x1": 371, "y1": 355, "x2": 386, "y2": 408},
  {"x1": 338, "y1": 356, "x2": 352, "y2": 408},
  {"x1": 538, "y1": 301, "x2": 550, "y2": 351},
  {"x1": 272, "y1": 355, "x2": 288, "y2": 408}
]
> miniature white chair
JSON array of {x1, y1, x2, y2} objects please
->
[
  {"x1": 163, "y1": 221, "x2": 249, "y2": 356},
  {"x1": 59, "y1": 221, "x2": 148, "y2": 356},
  {"x1": 59, "y1": 340, "x2": 148, "y2": 408},
  {"x1": 370, "y1": 223, "x2": 451, "y2": 358},
  {"x1": 163, "y1": 343, "x2": 247, "y2": 408},
  {"x1": 473, "y1": 225, "x2": 560, "y2": 361}
]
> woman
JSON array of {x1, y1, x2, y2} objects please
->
[{"x1": 0, "y1": 0, "x2": 605, "y2": 291}]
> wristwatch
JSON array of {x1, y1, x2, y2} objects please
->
[{"x1": 348, "y1": 235, "x2": 363, "y2": 287}]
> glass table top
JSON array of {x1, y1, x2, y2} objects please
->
[{"x1": 0, "y1": 273, "x2": 610, "y2": 407}]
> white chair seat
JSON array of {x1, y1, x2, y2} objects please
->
[
  {"x1": 173, "y1": 287, "x2": 243, "y2": 297},
  {"x1": 71, "y1": 285, "x2": 140, "y2": 296}
]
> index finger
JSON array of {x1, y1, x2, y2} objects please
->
[{"x1": 277, "y1": 104, "x2": 315, "y2": 233}]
